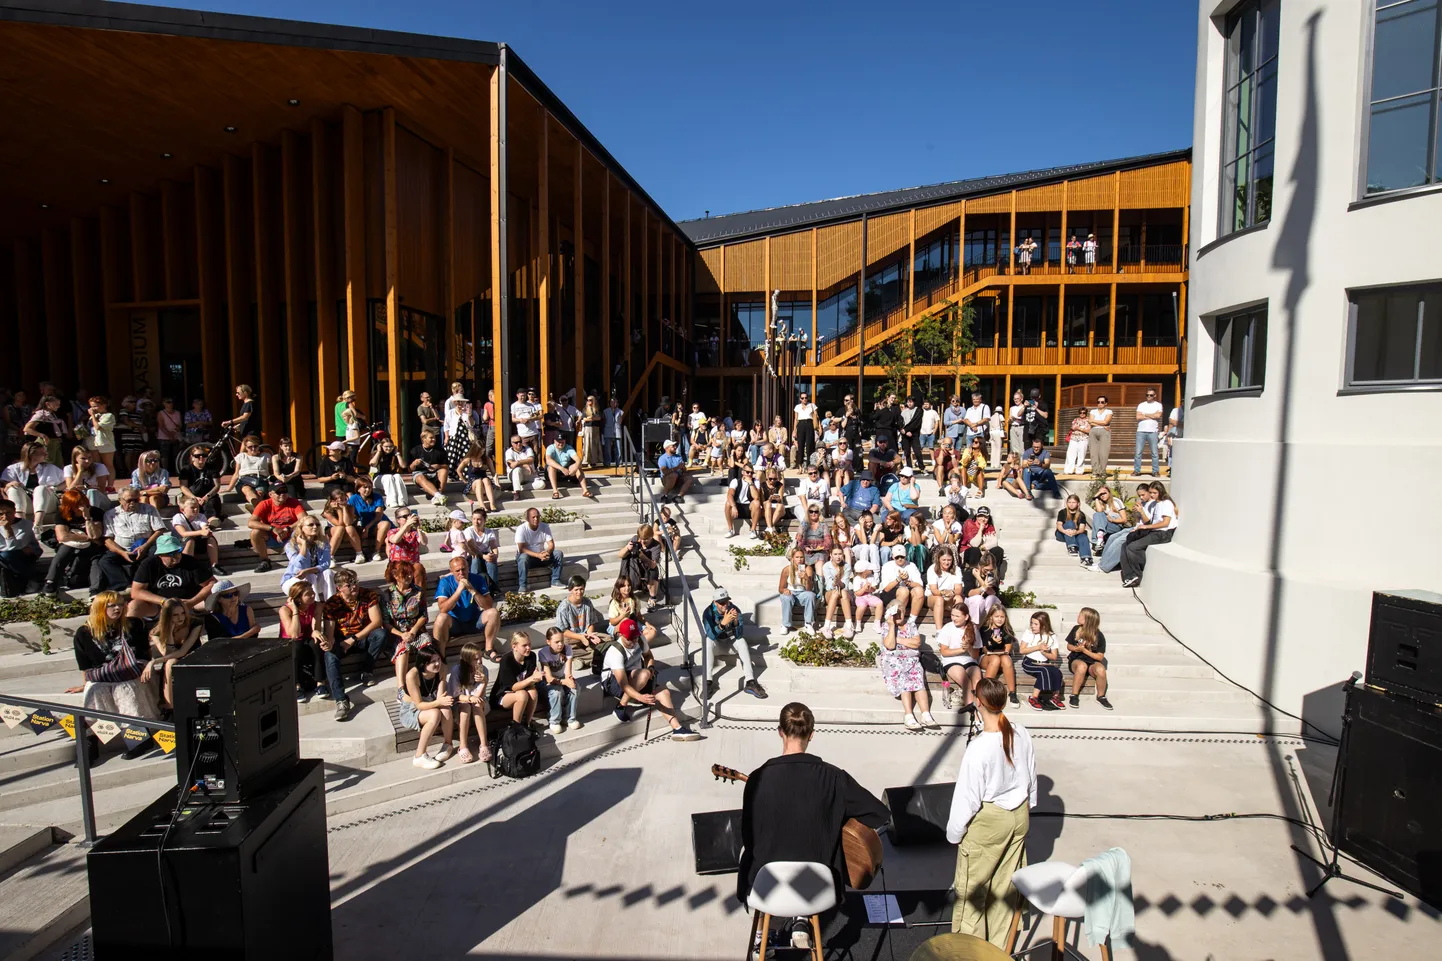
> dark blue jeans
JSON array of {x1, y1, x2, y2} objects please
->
[
  {"x1": 1054, "y1": 528, "x2": 1093, "y2": 559},
  {"x1": 0, "y1": 549, "x2": 38, "y2": 594},
  {"x1": 1023, "y1": 466, "x2": 1061, "y2": 497},
  {"x1": 322, "y1": 627, "x2": 389, "y2": 702},
  {"x1": 517, "y1": 550, "x2": 565, "y2": 591},
  {"x1": 469, "y1": 556, "x2": 500, "y2": 586}
]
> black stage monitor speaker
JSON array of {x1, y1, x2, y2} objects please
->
[
  {"x1": 641, "y1": 418, "x2": 673, "y2": 446},
  {"x1": 87, "y1": 758, "x2": 331, "y2": 960},
  {"x1": 172, "y1": 638, "x2": 297, "y2": 803},
  {"x1": 1365, "y1": 590, "x2": 1442, "y2": 705},
  {"x1": 1331, "y1": 685, "x2": 1442, "y2": 908},
  {"x1": 882, "y1": 782, "x2": 955, "y2": 847},
  {"x1": 692, "y1": 809, "x2": 743, "y2": 874}
]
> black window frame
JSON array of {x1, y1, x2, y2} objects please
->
[
  {"x1": 1219, "y1": 0, "x2": 1281, "y2": 236},
  {"x1": 1345, "y1": 281, "x2": 1442, "y2": 388},
  {"x1": 1212, "y1": 304, "x2": 1268, "y2": 392},
  {"x1": 1362, "y1": 0, "x2": 1442, "y2": 197}
]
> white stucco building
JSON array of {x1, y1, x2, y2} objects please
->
[{"x1": 1146, "y1": 0, "x2": 1442, "y2": 728}]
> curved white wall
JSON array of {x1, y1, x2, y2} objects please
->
[{"x1": 1145, "y1": 0, "x2": 1442, "y2": 726}]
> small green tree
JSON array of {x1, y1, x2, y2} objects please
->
[{"x1": 955, "y1": 296, "x2": 980, "y2": 395}]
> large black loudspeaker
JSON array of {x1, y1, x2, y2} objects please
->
[
  {"x1": 882, "y1": 782, "x2": 954, "y2": 846},
  {"x1": 1330, "y1": 685, "x2": 1442, "y2": 908},
  {"x1": 691, "y1": 809, "x2": 743, "y2": 874},
  {"x1": 87, "y1": 759, "x2": 332, "y2": 959},
  {"x1": 172, "y1": 638, "x2": 297, "y2": 802},
  {"x1": 1365, "y1": 590, "x2": 1442, "y2": 705}
]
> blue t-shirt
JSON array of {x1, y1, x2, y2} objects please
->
[
  {"x1": 435, "y1": 572, "x2": 492, "y2": 624},
  {"x1": 891, "y1": 483, "x2": 920, "y2": 509},
  {"x1": 844, "y1": 481, "x2": 880, "y2": 512},
  {"x1": 657, "y1": 452, "x2": 683, "y2": 471},
  {"x1": 546, "y1": 444, "x2": 576, "y2": 468},
  {"x1": 348, "y1": 491, "x2": 386, "y2": 525}
]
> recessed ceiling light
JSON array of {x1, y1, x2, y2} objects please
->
[
  {"x1": 287, "y1": 99, "x2": 300, "y2": 106},
  {"x1": 161, "y1": 152, "x2": 173, "y2": 159},
  {"x1": 39, "y1": 203, "x2": 50, "y2": 209},
  {"x1": 223, "y1": 126, "x2": 237, "y2": 133},
  {"x1": 99, "y1": 178, "x2": 110, "y2": 184}
]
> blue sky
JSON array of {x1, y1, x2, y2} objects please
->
[{"x1": 148, "y1": 0, "x2": 1198, "y2": 222}]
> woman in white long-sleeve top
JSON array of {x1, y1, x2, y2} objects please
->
[{"x1": 945, "y1": 676, "x2": 1038, "y2": 946}]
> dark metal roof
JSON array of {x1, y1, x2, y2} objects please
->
[
  {"x1": 0, "y1": 0, "x2": 501, "y2": 62},
  {"x1": 679, "y1": 148, "x2": 1193, "y2": 246}
]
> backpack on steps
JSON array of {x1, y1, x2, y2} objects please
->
[{"x1": 488, "y1": 722, "x2": 541, "y2": 779}]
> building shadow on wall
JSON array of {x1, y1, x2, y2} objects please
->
[{"x1": 330, "y1": 766, "x2": 642, "y2": 958}]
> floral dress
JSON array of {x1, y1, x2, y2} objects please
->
[{"x1": 881, "y1": 623, "x2": 925, "y2": 697}]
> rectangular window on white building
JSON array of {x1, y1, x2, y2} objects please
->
[
  {"x1": 1219, "y1": 0, "x2": 1281, "y2": 235},
  {"x1": 1214, "y1": 305, "x2": 1268, "y2": 391},
  {"x1": 1348, "y1": 283, "x2": 1442, "y2": 386},
  {"x1": 1364, "y1": 1, "x2": 1442, "y2": 195}
]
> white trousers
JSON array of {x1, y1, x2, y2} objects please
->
[
  {"x1": 1063, "y1": 436, "x2": 1089, "y2": 475},
  {"x1": 5, "y1": 484, "x2": 57, "y2": 519},
  {"x1": 707, "y1": 629, "x2": 756, "y2": 683},
  {"x1": 376, "y1": 473, "x2": 409, "y2": 510},
  {"x1": 282, "y1": 568, "x2": 337, "y2": 603}
]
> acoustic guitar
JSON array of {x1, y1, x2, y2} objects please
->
[{"x1": 711, "y1": 763, "x2": 883, "y2": 890}]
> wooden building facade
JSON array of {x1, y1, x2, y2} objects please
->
[
  {"x1": 682, "y1": 152, "x2": 1192, "y2": 424},
  {"x1": 0, "y1": 1, "x2": 693, "y2": 458}
]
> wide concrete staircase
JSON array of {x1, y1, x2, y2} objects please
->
[{"x1": 663, "y1": 472, "x2": 1294, "y2": 734}]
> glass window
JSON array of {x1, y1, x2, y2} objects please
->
[
  {"x1": 1213, "y1": 305, "x2": 1268, "y2": 391},
  {"x1": 1365, "y1": 1, "x2": 1442, "y2": 194},
  {"x1": 1220, "y1": 0, "x2": 1281, "y2": 233},
  {"x1": 1348, "y1": 282, "x2": 1442, "y2": 385}
]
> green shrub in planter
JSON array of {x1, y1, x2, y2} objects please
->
[
  {"x1": 779, "y1": 629, "x2": 881, "y2": 668},
  {"x1": 0, "y1": 595, "x2": 87, "y2": 654}
]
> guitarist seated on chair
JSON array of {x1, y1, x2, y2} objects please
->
[{"x1": 738, "y1": 702, "x2": 890, "y2": 910}]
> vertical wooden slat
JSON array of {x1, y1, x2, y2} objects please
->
[
  {"x1": 71, "y1": 218, "x2": 105, "y2": 393},
  {"x1": 41, "y1": 229, "x2": 75, "y2": 392},
  {"x1": 907, "y1": 209, "x2": 915, "y2": 312},
  {"x1": 1108, "y1": 281, "x2": 1118, "y2": 366},
  {"x1": 1008, "y1": 191, "x2": 1016, "y2": 275},
  {"x1": 445, "y1": 146, "x2": 457, "y2": 383},
  {"x1": 193, "y1": 167, "x2": 227, "y2": 420},
  {"x1": 1060, "y1": 180, "x2": 1069, "y2": 277},
  {"x1": 537, "y1": 109, "x2": 550, "y2": 407},
  {"x1": 1111, "y1": 171, "x2": 1121, "y2": 268},
  {"x1": 1057, "y1": 282, "x2": 1066, "y2": 365},
  {"x1": 600, "y1": 173, "x2": 610, "y2": 405},
  {"x1": 129, "y1": 192, "x2": 151, "y2": 303},
  {"x1": 252, "y1": 143, "x2": 283, "y2": 442},
  {"x1": 98, "y1": 206, "x2": 124, "y2": 397},
  {"x1": 160, "y1": 179, "x2": 184, "y2": 300},
  {"x1": 573, "y1": 139, "x2": 585, "y2": 404},
  {"x1": 810, "y1": 227, "x2": 818, "y2": 393},
  {"x1": 489, "y1": 64, "x2": 509, "y2": 468},
  {"x1": 280, "y1": 129, "x2": 314, "y2": 452},
  {"x1": 382, "y1": 108, "x2": 403, "y2": 447},
  {"x1": 1006, "y1": 285, "x2": 1015, "y2": 366},
  {"x1": 222, "y1": 154, "x2": 256, "y2": 403},
  {"x1": 342, "y1": 105, "x2": 370, "y2": 420},
  {"x1": 312, "y1": 117, "x2": 339, "y2": 439}
]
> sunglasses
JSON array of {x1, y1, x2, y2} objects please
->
[{"x1": 220, "y1": 591, "x2": 239, "y2": 599}]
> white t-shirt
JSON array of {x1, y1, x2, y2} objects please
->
[
  {"x1": 880, "y1": 560, "x2": 921, "y2": 589},
  {"x1": 927, "y1": 569, "x2": 962, "y2": 594},
  {"x1": 1009, "y1": 403, "x2": 1026, "y2": 427},
  {"x1": 1089, "y1": 407, "x2": 1113, "y2": 428},
  {"x1": 1168, "y1": 408, "x2": 1182, "y2": 430},
  {"x1": 511, "y1": 400, "x2": 539, "y2": 437},
  {"x1": 1136, "y1": 401, "x2": 1163, "y2": 433},
  {"x1": 729, "y1": 428, "x2": 747, "y2": 447},
  {"x1": 851, "y1": 573, "x2": 877, "y2": 595},
  {"x1": 1020, "y1": 630, "x2": 1061, "y2": 663},
  {"x1": 930, "y1": 518, "x2": 962, "y2": 544},
  {"x1": 935, "y1": 622, "x2": 978, "y2": 666},
  {"x1": 171, "y1": 512, "x2": 209, "y2": 535},
  {"x1": 946, "y1": 726, "x2": 1037, "y2": 843},
  {"x1": 504, "y1": 445, "x2": 534, "y2": 470},
  {"x1": 1153, "y1": 499, "x2": 1179, "y2": 531},
  {"x1": 964, "y1": 404, "x2": 991, "y2": 429},
  {"x1": 728, "y1": 477, "x2": 753, "y2": 505},
  {"x1": 688, "y1": 411, "x2": 707, "y2": 432},
  {"x1": 514, "y1": 522, "x2": 554, "y2": 553},
  {"x1": 603, "y1": 638, "x2": 649, "y2": 675},
  {"x1": 794, "y1": 403, "x2": 816, "y2": 424},
  {"x1": 798, "y1": 478, "x2": 829, "y2": 505},
  {"x1": 64, "y1": 463, "x2": 111, "y2": 490},
  {"x1": 920, "y1": 409, "x2": 940, "y2": 435},
  {"x1": 462, "y1": 526, "x2": 499, "y2": 556}
]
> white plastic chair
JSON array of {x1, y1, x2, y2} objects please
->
[
  {"x1": 745, "y1": 860, "x2": 835, "y2": 961},
  {"x1": 1005, "y1": 860, "x2": 1114, "y2": 961}
]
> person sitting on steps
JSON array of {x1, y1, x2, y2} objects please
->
[
  {"x1": 1018, "y1": 611, "x2": 1065, "y2": 711},
  {"x1": 400, "y1": 645, "x2": 454, "y2": 770},
  {"x1": 604, "y1": 617, "x2": 700, "y2": 740},
  {"x1": 1065, "y1": 606, "x2": 1111, "y2": 710},
  {"x1": 702, "y1": 588, "x2": 766, "y2": 699},
  {"x1": 725, "y1": 463, "x2": 762, "y2": 539},
  {"x1": 979, "y1": 605, "x2": 1019, "y2": 707},
  {"x1": 879, "y1": 602, "x2": 938, "y2": 730},
  {"x1": 489, "y1": 629, "x2": 544, "y2": 727}
]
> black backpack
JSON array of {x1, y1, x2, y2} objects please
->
[{"x1": 488, "y1": 723, "x2": 541, "y2": 779}]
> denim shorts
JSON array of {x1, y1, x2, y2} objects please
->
[
  {"x1": 358, "y1": 514, "x2": 391, "y2": 531},
  {"x1": 601, "y1": 672, "x2": 653, "y2": 699},
  {"x1": 920, "y1": 433, "x2": 935, "y2": 448},
  {"x1": 398, "y1": 697, "x2": 422, "y2": 730}
]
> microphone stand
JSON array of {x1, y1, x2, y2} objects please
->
[{"x1": 1289, "y1": 672, "x2": 1402, "y2": 900}]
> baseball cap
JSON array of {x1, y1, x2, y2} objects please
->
[
  {"x1": 269, "y1": 479, "x2": 288, "y2": 492},
  {"x1": 890, "y1": 545, "x2": 906, "y2": 558},
  {"x1": 448, "y1": 509, "x2": 468, "y2": 522},
  {"x1": 155, "y1": 532, "x2": 184, "y2": 555},
  {"x1": 663, "y1": 438, "x2": 677, "y2": 448},
  {"x1": 976, "y1": 506, "x2": 992, "y2": 518},
  {"x1": 327, "y1": 440, "x2": 346, "y2": 452},
  {"x1": 900, "y1": 466, "x2": 914, "y2": 477},
  {"x1": 618, "y1": 618, "x2": 641, "y2": 641},
  {"x1": 713, "y1": 588, "x2": 730, "y2": 602}
]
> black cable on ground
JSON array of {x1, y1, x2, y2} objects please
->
[{"x1": 1127, "y1": 587, "x2": 1341, "y2": 746}]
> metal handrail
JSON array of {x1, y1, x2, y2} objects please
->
[
  {"x1": 0, "y1": 692, "x2": 174, "y2": 844},
  {"x1": 620, "y1": 425, "x2": 713, "y2": 728}
]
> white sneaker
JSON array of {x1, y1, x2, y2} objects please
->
[
  {"x1": 548, "y1": 723, "x2": 564, "y2": 735},
  {"x1": 845, "y1": 622, "x2": 857, "y2": 637},
  {"x1": 906, "y1": 615, "x2": 918, "y2": 628},
  {"x1": 726, "y1": 529, "x2": 737, "y2": 539},
  {"x1": 412, "y1": 754, "x2": 441, "y2": 770},
  {"x1": 433, "y1": 746, "x2": 453, "y2": 763},
  {"x1": 876, "y1": 619, "x2": 887, "y2": 636},
  {"x1": 820, "y1": 620, "x2": 833, "y2": 636},
  {"x1": 371, "y1": 553, "x2": 385, "y2": 563},
  {"x1": 431, "y1": 493, "x2": 446, "y2": 506},
  {"x1": 920, "y1": 712, "x2": 940, "y2": 729},
  {"x1": 780, "y1": 626, "x2": 792, "y2": 638},
  {"x1": 750, "y1": 529, "x2": 761, "y2": 540},
  {"x1": 570, "y1": 719, "x2": 583, "y2": 730},
  {"x1": 903, "y1": 713, "x2": 922, "y2": 731}
]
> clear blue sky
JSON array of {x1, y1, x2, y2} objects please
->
[{"x1": 149, "y1": 0, "x2": 1198, "y2": 222}]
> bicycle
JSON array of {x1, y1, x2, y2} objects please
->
[
  {"x1": 176, "y1": 425, "x2": 273, "y2": 477},
  {"x1": 304, "y1": 419, "x2": 389, "y2": 478}
]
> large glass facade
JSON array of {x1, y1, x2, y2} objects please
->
[
  {"x1": 1220, "y1": 0, "x2": 1280, "y2": 234},
  {"x1": 727, "y1": 301, "x2": 765, "y2": 366},
  {"x1": 1348, "y1": 282, "x2": 1442, "y2": 385},
  {"x1": 815, "y1": 283, "x2": 858, "y2": 355},
  {"x1": 1365, "y1": 0, "x2": 1442, "y2": 194}
]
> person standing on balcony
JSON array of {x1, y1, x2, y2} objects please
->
[
  {"x1": 1134, "y1": 389, "x2": 1164, "y2": 477},
  {"x1": 1083, "y1": 233, "x2": 1098, "y2": 273},
  {"x1": 1019, "y1": 236, "x2": 1037, "y2": 275},
  {"x1": 1007, "y1": 390, "x2": 1026, "y2": 457},
  {"x1": 793, "y1": 390, "x2": 818, "y2": 469},
  {"x1": 1066, "y1": 235, "x2": 1081, "y2": 273},
  {"x1": 1087, "y1": 394, "x2": 1114, "y2": 478}
]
